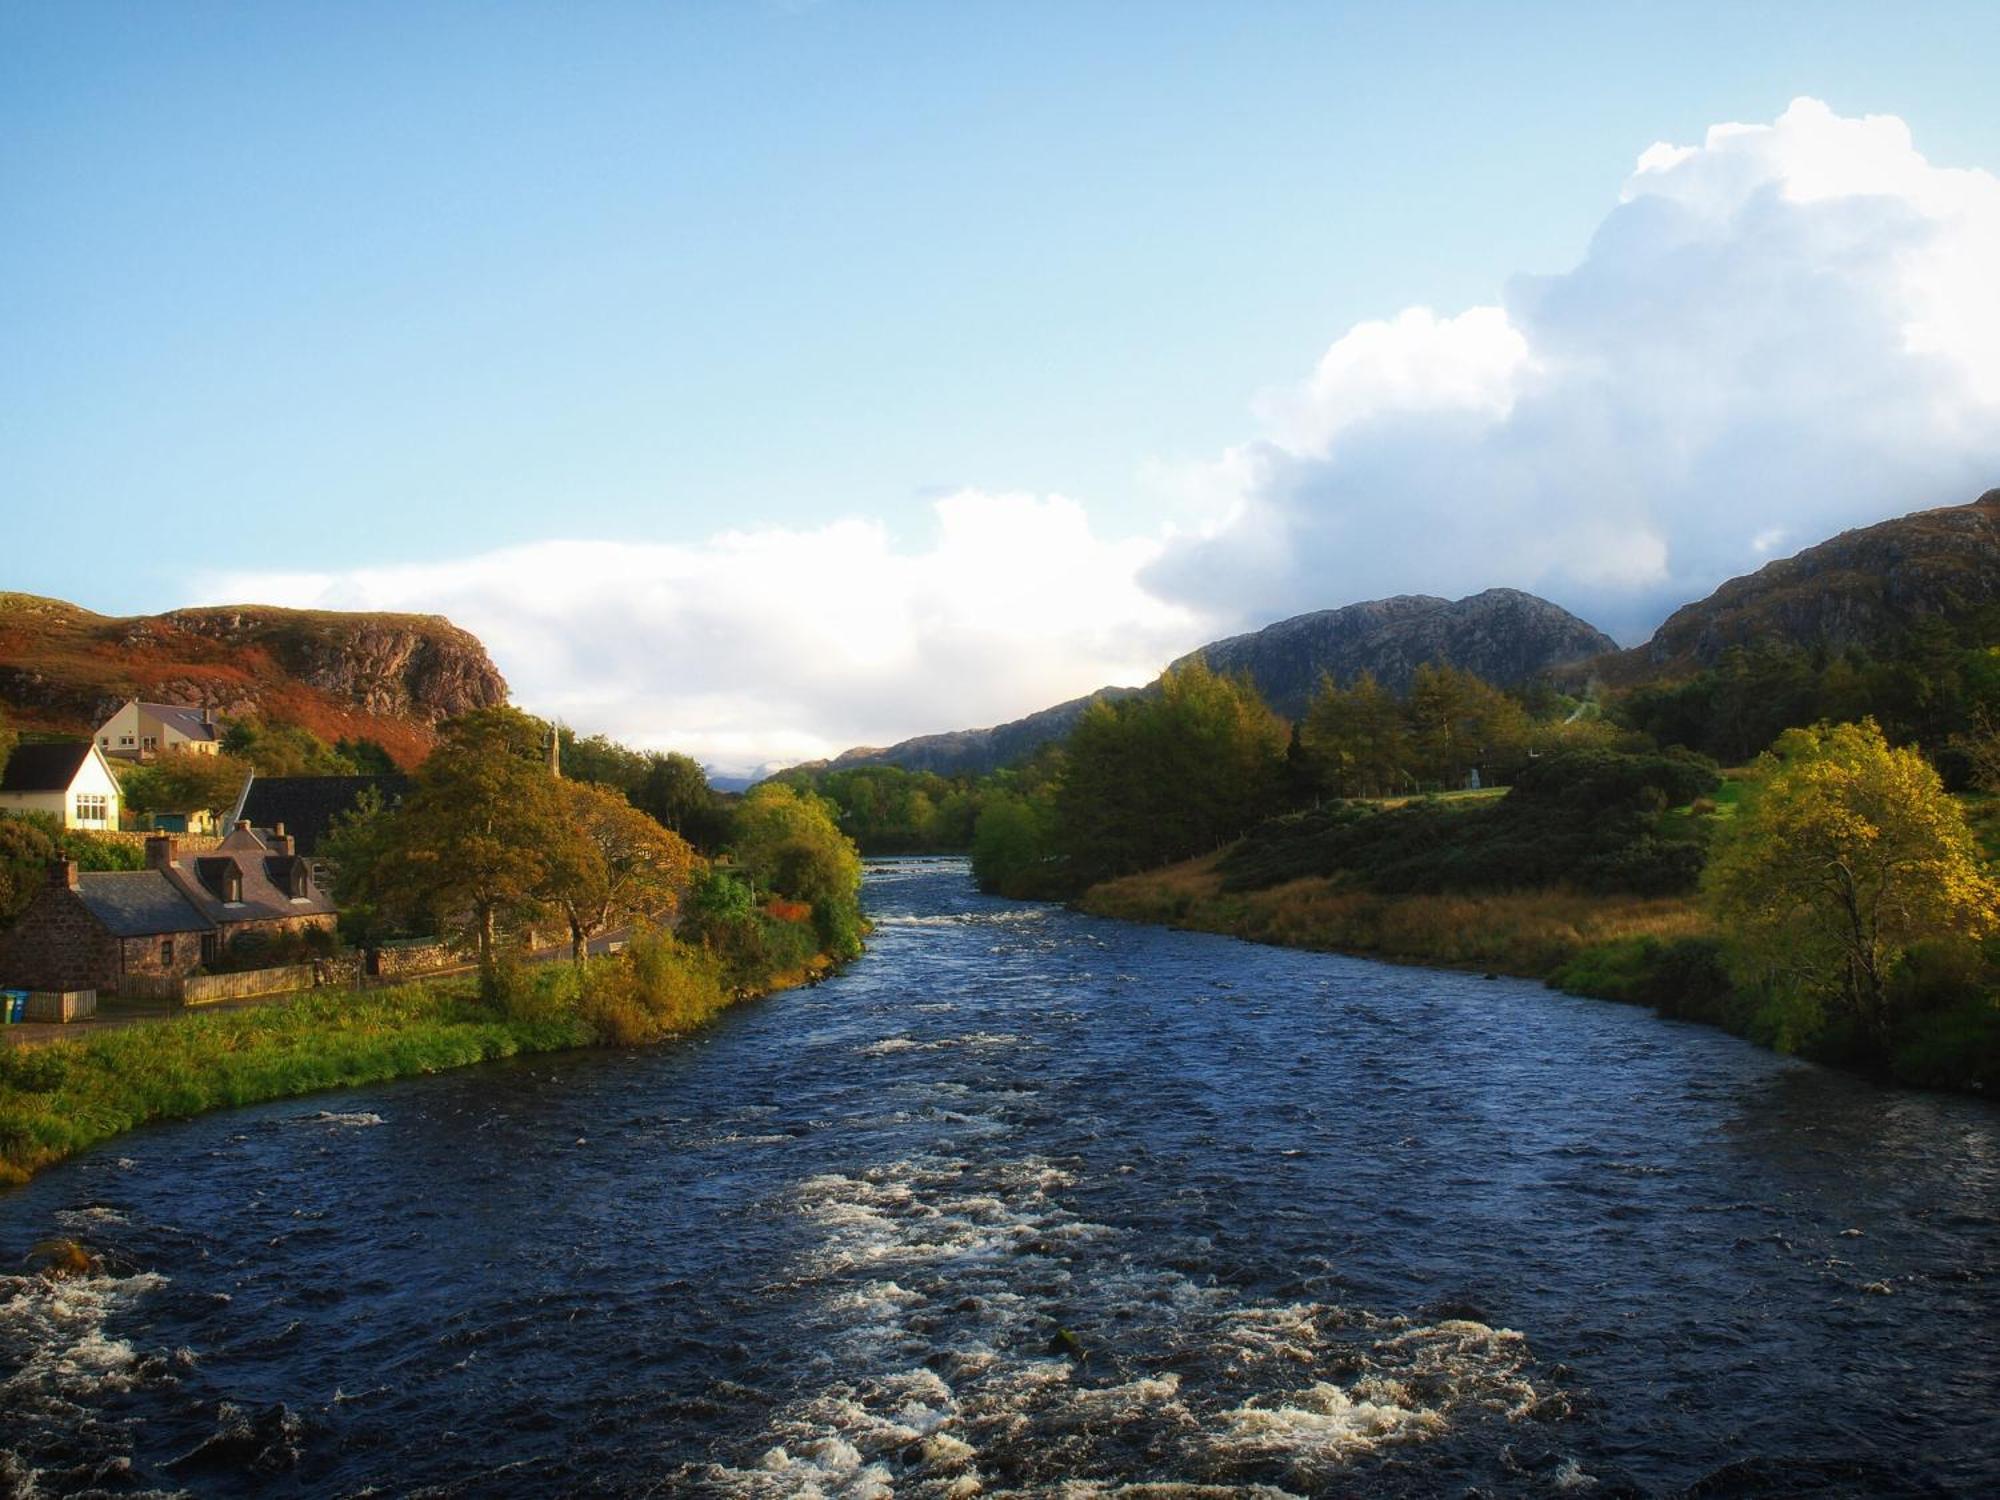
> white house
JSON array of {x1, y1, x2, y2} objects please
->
[
  {"x1": 0, "y1": 741, "x2": 124, "y2": 830},
  {"x1": 94, "y1": 700, "x2": 221, "y2": 761}
]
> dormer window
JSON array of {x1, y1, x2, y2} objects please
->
[{"x1": 196, "y1": 857, "x2": 245, "y2": 905}]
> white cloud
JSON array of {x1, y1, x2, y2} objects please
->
[
  {"x1": 1145, "y1": 97, "x2": 2000, "y2": 641},
  {"x1": 206, "y1": 100, "x2": 2000, "y2": 767},
  {"x1": 199, "y1": 492, "x2": 1212, "y2": 775}
]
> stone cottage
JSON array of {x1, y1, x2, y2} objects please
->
[{"x1": 0, "y1": 821, "x2": 338, "y2": 995}]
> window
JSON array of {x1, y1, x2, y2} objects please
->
[
  {"x1": 74, "y1": 793, "x2": 108, "y2": 824},
  {"x1": 119, "y1": 734, "x2": 134, "y2": 746},
  {"x1": 142, "y1": 736, "x2": 157, "y2": 752},
  {"x1": 100, "y1": 737, "x2": 110, "y2": 747},
  {"x1": 159, "y1": 938, "x2": 174, "y2": 966}
]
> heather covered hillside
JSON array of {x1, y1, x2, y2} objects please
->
[{"x1": 0, "y1": 593, "x2": 508, "y2": 767}]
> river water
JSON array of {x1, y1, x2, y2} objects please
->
[{"x1": 2, "y1": 859, "x2": 1995, "y2": 1498}]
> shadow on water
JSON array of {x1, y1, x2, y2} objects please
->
[{"x1": 1, "y1": 857, "x2": 1994, "y2": 1496}]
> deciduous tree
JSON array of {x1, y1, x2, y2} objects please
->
[
  {"x1": 1706, "y1": 719, "x2": 2000, "y2": 1050},
  {"x1": 545, "y1": 780, "x2": 699, "y2": 963}
]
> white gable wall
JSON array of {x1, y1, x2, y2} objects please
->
[{"x1": 0, "y1": 745, "x2": 123, "y2": 829}]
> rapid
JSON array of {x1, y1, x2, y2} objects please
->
[{"x1": 1, "y1": 858, "x2": 1994, "y2": 1497}]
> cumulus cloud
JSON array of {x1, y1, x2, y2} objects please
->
[
  {"x1": 199, "y1": 492, "x2": 1212, "y2": 775},
  {"x1": 205, "y1": 100, "x2": 2000, "y2": 768},
  {"x1": 1145, "y1": 97, "x2": 2000, "y2": 641}
]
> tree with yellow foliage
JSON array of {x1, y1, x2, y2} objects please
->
[{"x1": 1706, "y1": 719, "x2": 2000, "y2": 1050}]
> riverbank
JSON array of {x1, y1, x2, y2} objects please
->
[
  {"x1": 0, "y1": 935, "x2": 838, "y2": 1189},
  {"x1": 1076, "y1": 855, "x2": 1999, "y2": 1094},
  {"x1": 1079, "y1": 852, "x2": 1708, "y2": 976}
]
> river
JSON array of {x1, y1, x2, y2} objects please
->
[{"x1": 2, "y1": 858, "x2": 1995, "y2": 1497}]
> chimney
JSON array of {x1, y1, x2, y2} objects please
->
[
  {"x1": 146, "y1": 834, "x2": 179, "y2": 870},
  {"x1": 272, "y1": 823, "x2": 295, "y2": 856},
  {"x1": 48, "y1": 857, "x2": 78, "y2": 891},
  {"x1": 236, "y1": 819, "x2": 252, "y2": 833}
]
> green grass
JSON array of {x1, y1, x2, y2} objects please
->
[
  {"x1": 0, "y1": 980, "x2": 594, "y2": 1186},
  {"x1": 0, "y1": 926, "x2": 842, "y2": 1189}
]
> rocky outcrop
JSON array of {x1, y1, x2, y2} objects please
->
[
  {"x1": 1591, "y1": 488, "x2": 2000, "y2": 684},
  {"x1": 0, "y1": 595, "x2": 507, "y2": 766},
  {"x1": 824, "y1": 588, "x2": 1615, "y2": 776},
  {"x1": 157, "y1": 607, "x2": 507, "y2": 724}
]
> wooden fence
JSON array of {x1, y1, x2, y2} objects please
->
[{"x1": 121, "y1": 964, "x2": 319, "y2": 1006}]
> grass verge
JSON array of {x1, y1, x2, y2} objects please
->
[{"x1": 0, "y1": 927, "x2": 838, "y2": 1189}]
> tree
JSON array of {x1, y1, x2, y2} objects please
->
[
  {"x1": 374, "y1": 707, "x2": 569, "y2": 967},
  {"x1": 1706, "y1": 719, "x2": 2000, "y2": 1051},
  {"x1": 1055, "y1": 659, "x2": 1288, "y2": 886},
  {"x1": 1949, "y1": 706, "x2": 2000, "y2": 793},
  {"x1": 320, "y1": 785, "x2": 399, "y2": 947},
  {"x1": 1404, "y1": 664, "x2": 1531, "y2": 788},
  {"x1": 1301, "y1": 671, "x2": 1410, "y2": 798},
  {"x1": 545, "y1": 780, "x2": 699, "y2": 963},
  {"x1": 119, "y1": 749, "x2": 253, "y2": 820},
  {"x1": 635, "y1": 751, "x2": 726, "y2": 847},
  {"x1": 221, "y1": 718, "x2": 362, "y2": 776},
  {"x1": 727, "y1": 781, "x2": 864, "y2": 956}
]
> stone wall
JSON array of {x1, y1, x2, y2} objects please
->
[
  {"x1": 118, "y1": 931, "x2": 207, "y2": 983},
  {"x1": 0, "y1": 879, "x2": 121, "y2": 993},
  {"x1": 368, "y1": 939, "x2": 460, "y2": 979}
]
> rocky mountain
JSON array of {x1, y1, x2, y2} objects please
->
[
  {"x1": 1591, "y1": 487, "x2": 2000, "y2": 685},
  {"x1": 1173, "y1": 588, "x2": 1617, "y2": 719},
  {"x1": 0, "y1": 594, "x2": 508, "y2": 767},
  {"x1": 823, "y1": 589, "x2": 1614, "y2": 777}
]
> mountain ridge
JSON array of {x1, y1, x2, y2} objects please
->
[
  {"x1": 1588, "y1": 487, "x2": 2000, "y2": 685},
  {"x1": 817, "y1": 588, "x2": 1615, "y2": 778}
]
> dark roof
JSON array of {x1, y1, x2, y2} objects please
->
[
  {"x1": 164, "y1": 823, "x2": 338, "y2": 924},
  {"x1": 138, "y1": 702, "x2": 219, "y2": 742},
  {"x1": 237, "y1": 774, "x2": 408, "y2": 857},
  {"x1": 0, "y1": 741, "x2": 94, "y2": 793},
  {"x1": 75, "y1": 871, "x2": 211, "y2": 936}
]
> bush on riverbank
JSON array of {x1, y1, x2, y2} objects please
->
[{"x1": 1218, "y1": 749, "x2": 1720, "y2": 897}]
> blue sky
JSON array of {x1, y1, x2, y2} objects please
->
[{"x1": 6, "y1": 4, "x2": 2000, "y2": 767}]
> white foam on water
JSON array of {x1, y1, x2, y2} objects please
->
[
  {"x1": 873, "y1": 910, "x2": 1050, "y2": 929},
  {"x1": 0, "y1": 1269, "x2": 169, "y2": 1421},
  {"x1": 698, "y1": 1137, "x2": 1565, "y2": 1497},
  {"x1": 310, "y1": 1110, "x2": 385, "y2": 1127},
  {"x1": 54, "y1": 1205, "x2": 129, "y2": 1229}
]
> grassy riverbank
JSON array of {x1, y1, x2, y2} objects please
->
[
  {"x1": 1078, "y1": 855, "x2": 2000, "y2": 1093},
  {"x1": 1080, "y1": 854, "x2": 1708, "y2": 976},
  {"x1": 0, "y1": 930, "x2": 836, "y2": 1189}
]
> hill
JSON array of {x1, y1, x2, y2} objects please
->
[
  {"x1": 1174, "y1": 587, "x2": 1616, "y2": 718},
  {"x1": 1592, "y1": 488, "x2": 2000, "y2": 685},
  {"x1": 822, "y1": 589, "x2": 1613, "y2": 777},
  {"x1": 0, "y1": 594, "x2": 509, "y2": 767}
]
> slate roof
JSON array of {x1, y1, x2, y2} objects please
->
[
  {"x1": 75, "y1": 871, "x2": 212, "y2": 936},
  {"x1": 236, "y1": 775, "x2": 409, "y2": 856},
  {"x1": 165, "y1": 823, "x2": 338, "y2": 924},
  {"x1": 138, "y1": 702, "x2": 220, "y2": 742},
  {"x1": 0, "y1": 742, "x2": 94, "y2": 794}
]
